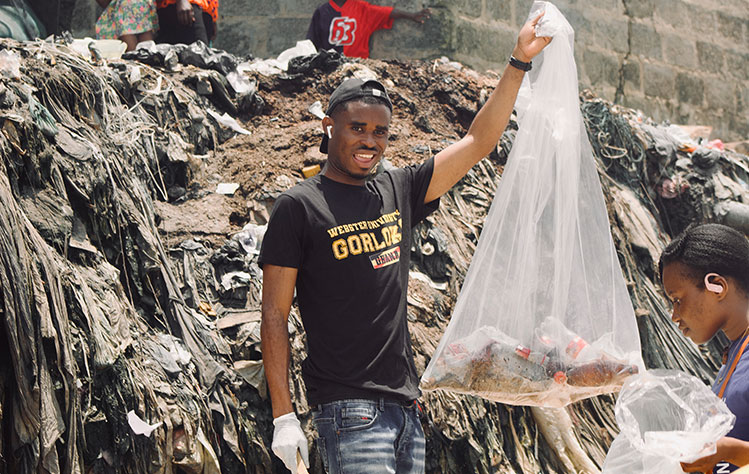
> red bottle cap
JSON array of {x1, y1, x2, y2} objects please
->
[
  {"x1": 553, "y1": 371, "x2": 567, "y2": 384},
  {"x1": 515, "y1": 345, "x2": 531, "y2": 360}
]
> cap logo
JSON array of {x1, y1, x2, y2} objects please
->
[{"x1": 371, "y1": 89, "x2": 381, "y2": 97}]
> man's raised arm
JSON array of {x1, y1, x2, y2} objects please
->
[{"x1": 424, "y1": 13, "x2": 551, "y2": 203}]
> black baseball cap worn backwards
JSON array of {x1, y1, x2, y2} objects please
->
[{"x1": 320, "y1": 78, "x2": 393, "y2": 154}]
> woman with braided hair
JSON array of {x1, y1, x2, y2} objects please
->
[{"x1": 660, "y1": 223, "x2": 749, "y2": 473}]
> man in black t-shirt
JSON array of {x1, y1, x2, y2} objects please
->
[{"x1": 260, "y1": 14, "x2": 551, "y2": 474}]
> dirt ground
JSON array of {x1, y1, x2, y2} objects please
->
[{"x1": 155, "y1": 57, "x2": 502, "y2": 250}]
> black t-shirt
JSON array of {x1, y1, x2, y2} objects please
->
[{"x1": 259, "y1": 158, "x2": 439, "y2": 405}]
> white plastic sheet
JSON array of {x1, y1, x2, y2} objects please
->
[
  {"x1": 420, "y1": 1, "x2": 643, "y2": 407},
  {"x1": 236, "y1": 40, "x2": 317, "y2": 76},
  {"x1": 602, "y1": 370, "x2": 735, "y2": 473},
  {"x1": 127, "y1": 410, "x2": 163, "y2": 437}
]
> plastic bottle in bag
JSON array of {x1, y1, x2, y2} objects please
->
[
  {"x1": 567, "y1": 359, "x2": 639, "y2": 387},
  {"x1": 420, "y1": 340, "x2": 473, "y2": 390},
  {"x1": 423, "y1": 327, "x2": 564, "y2": 396},
  {"x1": 482, "y1": 341, "x2": 550, "y2": 383},
  {"x1": 537, "y1": 318, "x2": 598, "y2": 364},
  {"x1": 564, "y1": 336, "x2": 596, "y2": 362},
  {"x1": 514, "y1": 345, "x2": 568, "y2": 383},
  {"x1": 536, "y1": 318, "x2": 638, "y2": 386}
]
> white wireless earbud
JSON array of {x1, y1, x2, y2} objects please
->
[
  {"x1": 326, "y1": 126, "x2": 333, "y2": 139},
  {"x1": 704, "y1": 273, "x2": 724, "y2": 294}
]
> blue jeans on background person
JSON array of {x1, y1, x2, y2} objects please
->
[{"x1": 312, "y1": 398, "x2": 426, "y2": 474}]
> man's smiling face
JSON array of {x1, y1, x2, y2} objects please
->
[{"x1": 323, "y1": 100, "x2": 391, "y2": 185}]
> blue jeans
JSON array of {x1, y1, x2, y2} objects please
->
[{"x1": 312, "y1": 398, "x2": 426, "y2": 474}]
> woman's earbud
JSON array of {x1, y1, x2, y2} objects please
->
[
  {"x1": 326, "y1": 125, "x2": 333, "y2": 139},
  {"x1": 704, "y1": 273, "x2": 724, "y2": 294}
]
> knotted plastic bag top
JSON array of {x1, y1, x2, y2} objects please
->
[
  {"x1": 602, "y1": 370, "x2": 735, "y2": 473},
  {"x1": 420, "y1": 1, "x2": 643, "y2": 407}
]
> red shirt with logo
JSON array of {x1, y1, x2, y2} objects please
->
[{"x1": 306, "y1": 0, "x2": 394, "y2": 58}]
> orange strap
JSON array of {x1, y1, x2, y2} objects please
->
[{"x1": 718, "y1": 330, "x2": 749, "y2": 399}]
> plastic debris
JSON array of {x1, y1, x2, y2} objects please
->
[
  {"x1": 307, "y1": 100, "x2": 325, "y2": 119},
  {"x1": 199, "y1": 301, "x2": 217, "y2": 318},
  {"x1": 123, "y1": 40, "x2": 244, "y2": 75},
  {"x1": 0, "y1": 49, "x2": 20, "y2": 78},
  {"x1": 206, "y1": 109, "x2": 251, "y2": 135},
  {"x1": 226, "y1": 71, "x2": 255, "y2": 95},
  {"x1": 707, "y1": 139, "x2": 725, "y2": 151},
  {"x1": 275, "y1": 39, "x2": 317, "y2": 71},
  {"x1": 216, "y1": 182, "x2": 240, "y2": 195},
  {"x1": 221, "y1": 271, "x2": 252, "y2": 292},
  {"x1": 603, "y1": 370, "x2": 734, "y2": 473},
  {"x1": 287, "y1": 48, "x2": 342, "y2": 75},
  {"x1": 237, "y1": 58, "x2": 283, "y2": 76},
  {"x1": 339, "y1": 62, "x2": 379, "y2": 81},
  {"x1": 127, "y1": 411, "x2": 163, "y2": 437},
  {"x1": 235, "y1": 222, "x2": 267, "y2": 255},
  {"x1": 67, "y1": 38, "x2": 127, "y2": 61},
  {"x1": 237, "y1": 40, "x2": 317, "y2": 76}
]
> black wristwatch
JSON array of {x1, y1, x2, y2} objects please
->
[{"x1": 509, "y1": 55, "x2": 532, "y2": 71}]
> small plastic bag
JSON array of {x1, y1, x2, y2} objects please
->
[
  {"x1": 602, "y1": 370, "x2": 735, "y2": 473},
  {"x1": 420, "y1": 1, "x2": 643, "y2": 407}
]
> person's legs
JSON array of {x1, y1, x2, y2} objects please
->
[
  {"x1": 156, "y1": 5, "x2": 176, "y2": 43},
  {"x1": 156, "y1": 3, "x2": 207, "y2": 44},
  {"x1": 312, "y1": 399, "x2": 426, "y2": 474},
  {"x1": 136, "y1": 31, "x2": 154, "y2": 44},
  {"x1": 187, "y1": 5, "x2": 208, "y2": 43},
  {"x1": 394, "y1": 402, "x2": 425, "y2": 474},
  {"x1": 202, "y1": 11, "x2": 214, "y2": 43},
  {"x1": 119, "y1": 34, "x2": 138, "y2": 51}
]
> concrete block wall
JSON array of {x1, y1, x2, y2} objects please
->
[{"x1": 70, "y1": 0, "x2": 749, "y2": 141}]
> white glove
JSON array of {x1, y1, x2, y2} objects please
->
[{"x1": 272, "y1": 412, "x2": 309, "y2": 472}]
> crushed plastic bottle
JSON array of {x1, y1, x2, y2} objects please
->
[{"x1": 514, "y1": 345, "x2": 567, "y2": 383}]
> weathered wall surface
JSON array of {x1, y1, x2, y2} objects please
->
[{"x1": 70, "y1": 0, "x2": 749, "y2": 141}]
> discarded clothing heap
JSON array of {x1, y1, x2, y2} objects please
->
[
  {"x1": 0, "y1": 37, "x2": 270, "y2": 473},
  {"x1": 1, "y1": 34, "x2": 748, "y2": 473}
]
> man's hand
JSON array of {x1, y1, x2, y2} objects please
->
[
  {"x1": 680, "y1": 437, "x2": 749, "y2": 473},
  {"x1": 391, "y1": 8, "x2": 431, "y2": 24},
  {"x1": 512, "y1": 12, "x2": 552, "y2": 62},
  {"x1": 410, "y1": 8, "x2": 431, "y2": 23},
  {"x1": 272, "y1": 412, "x2": 309, "y2": 472},
  {"x1": 176, "y1": 0, "x2": 195, "y2": 26}
]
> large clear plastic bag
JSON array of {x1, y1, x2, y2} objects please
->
[
  {"x1": 602, "y1": 370, "x2": 735, "y2": 473},
  {"x1": 420, "y1": 1, "x2": 643, "y2": 407}
]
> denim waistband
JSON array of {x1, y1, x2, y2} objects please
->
[{"x1": 316, "y1": 397, "x2": 418, "y2": 412}]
